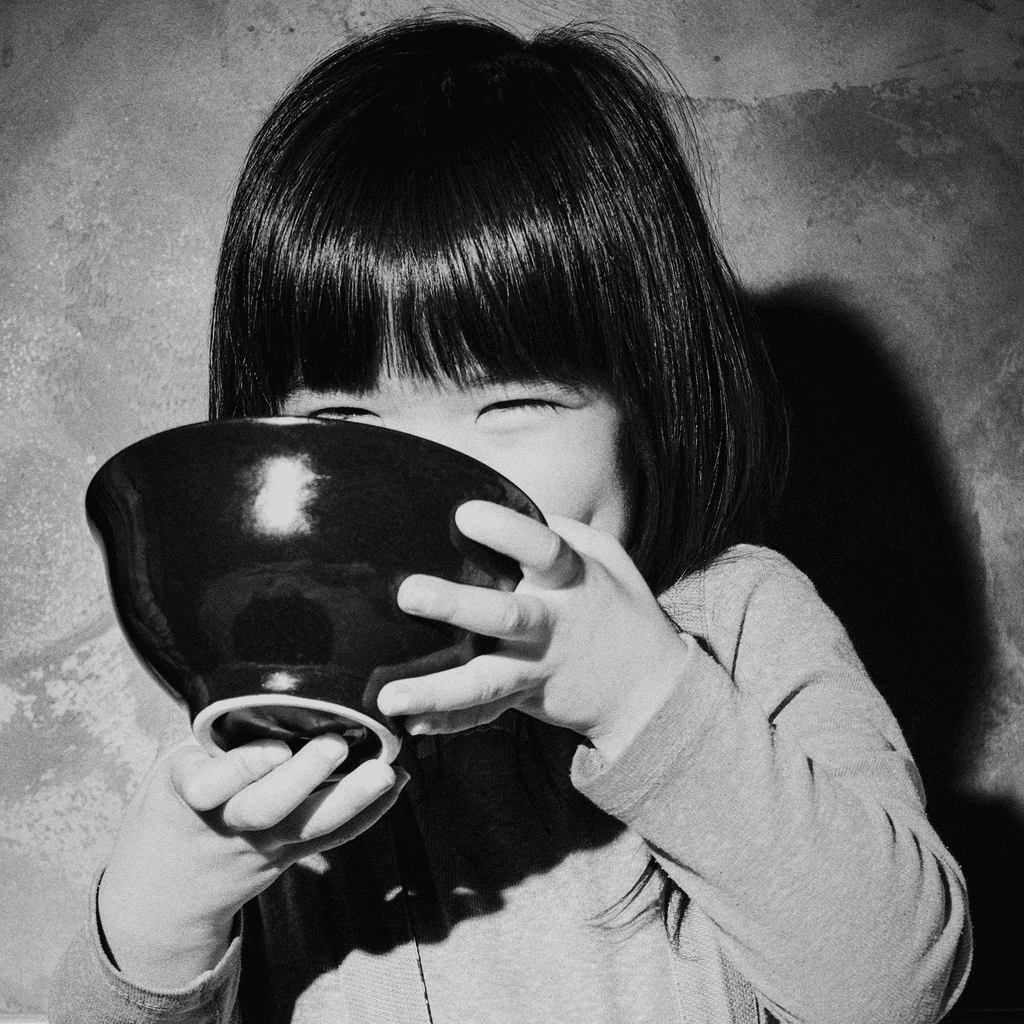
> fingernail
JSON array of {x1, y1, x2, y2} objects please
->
[
  {"x1": 455, "y1": 499, "x2": 488, "y2": 522},
  {"x1": 378, "y1": 691, "x2": 411, "y2": 716},
  {"x1": 397, "y1": 577, "x2": 430, "y2": 612},
  {"x1": 364, "y1": 761, "x2": 396, "y2": 793},
  {"x1": 312, "y1": 733, "x2": 349, "y2": 762}
]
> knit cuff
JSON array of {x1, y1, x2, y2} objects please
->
[
  {"x1": 83, "y1": 870, "x2": 243, "y2": 1022},
  {"x1": 570, "y1": 640, "x2": 731, "y2": 824}
]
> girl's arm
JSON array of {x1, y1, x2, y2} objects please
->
[
  {"x1": 376, "y1": 506, "x2": 971, "y2": 1024},
  {"x1": 573, "y1": 546, "x2": 972, "y2": 1024},
  {"x1": 48, "y1": 736, "x2": 407, "y2": 1023},
  {"x1": 50, "y1": 874, "x2": 244, "y2": 1024}
]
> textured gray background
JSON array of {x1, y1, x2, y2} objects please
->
[{"x1": 1, "y1": 0, "x2": 1021, "y2": 1016}]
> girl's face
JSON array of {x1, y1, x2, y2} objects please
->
[{"x1": 284, "y1": 373, "x2": 629, "y2": 542}]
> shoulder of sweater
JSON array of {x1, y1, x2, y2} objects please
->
[
  {"x1": 658, "y1": 544, "x2": 854, "y2": 684},
  {"x1": 704, "y1": 543, "x2": 812, "y2": 589},
  {"x1": 658, "y1": 544, "x2": 816, "y2": 631}
]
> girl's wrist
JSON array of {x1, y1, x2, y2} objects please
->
[
  {"x1": 97, "y1": 870, "x2": 237, "y2": 989},
  {"x1": 587, "y1": 631, "x2": 696, "y2": 763}
]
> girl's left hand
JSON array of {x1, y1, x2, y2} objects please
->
[{"x1": 376, "y1": 500, "x2": 695, "y2": 761}]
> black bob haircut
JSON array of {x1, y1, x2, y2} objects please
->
[{"x1": 210, "y1": 15, "x2": 788, "y2": 596}]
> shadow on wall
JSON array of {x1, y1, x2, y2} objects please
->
[{"x1": 755, "y1": 281, "x2": 1022, "y2": 1015}]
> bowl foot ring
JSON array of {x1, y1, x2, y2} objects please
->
[{"x1": 193, "y1": 694, "x2": 402, "y2": 776}]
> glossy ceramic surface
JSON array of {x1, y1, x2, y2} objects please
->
[{"x1": 86, "y1": 418, "x2": 544, "y2": 770}]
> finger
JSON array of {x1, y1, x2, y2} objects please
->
[
  {"x1": 282, "y1": 762, "x2": 406, "y2": 844},
  {"x1": 397, "y1": 575, "x2": 549, "y2": 640},
  {"x1": 220, "y1": 734, "x2": 351, "y2": 831},
  {"x1": 455, "y1": 501, "x2": 581, "y2": 588},
  {"x1": 376, "y1": 654, "x2": 528, "y2": 717},
  {"x1": 169, "y1": 739, "x2": 293, "y2": 812},
  {"x1": 544, "y1": 513, "x2": 642, "y2": 580},
  {"x1": 402, "y1": 694, "x2": 521, "y2": 736},
  {"x1": 284, "y1": 769, "x2": 411, "y2": 861}
]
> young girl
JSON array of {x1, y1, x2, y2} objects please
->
[{"x1": 52, "y1": 15, "x2": 971, "y2": 1024}]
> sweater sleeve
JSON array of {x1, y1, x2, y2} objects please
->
[
  {"x1": 571, "y1": 546, "x2": 971, "y2": 1024},
  {"x1": 48, "y1": 872, "x2": 243, "y2": 1024}
]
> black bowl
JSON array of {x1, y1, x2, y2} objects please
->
[{"x1": 86, "y1": 418, "x2": 544, "y2": 772}]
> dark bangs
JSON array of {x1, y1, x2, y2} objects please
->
[
  {"x1": 210, "y1": 17, "x2": 789, "y2": 595},
  {"x1": 210, "y1": 18, "x2": 666, "y2": 413}
]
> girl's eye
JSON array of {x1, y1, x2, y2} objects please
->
[
  {"x1": 308, "y1": 408, "x2": 378, "y2": 422},
  {"x1": 479, "y1": 398, "x2": 561, "y2": 417}
]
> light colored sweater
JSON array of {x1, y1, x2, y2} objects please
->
[{"x1": 50, "y1": 546, "x2": 972, "y2": 1024}]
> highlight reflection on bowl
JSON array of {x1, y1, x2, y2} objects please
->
[{"x1": 85, "y1": 417, "x2": 544, "y2": 772}]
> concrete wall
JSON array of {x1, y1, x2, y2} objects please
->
[{"x1": 1, "y1": 0, "x2": 1021, "y2": 1015}]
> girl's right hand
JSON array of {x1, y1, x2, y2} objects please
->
[{"x1": 97, "y1": 735, "x2": 407, "y2": 990}]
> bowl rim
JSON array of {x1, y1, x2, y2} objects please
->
[{"x1": 86, "y1": 416, "x2": 545, "y2": 520}]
